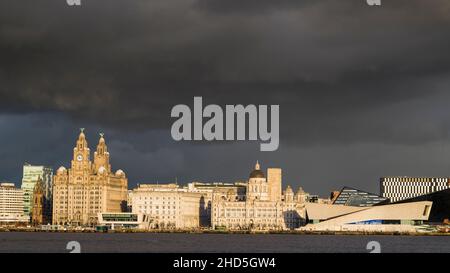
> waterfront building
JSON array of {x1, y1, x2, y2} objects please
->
[
  {"x1": 0, "y1": 182, "x2": 29, "y2": 225},
  {"x1": 129, "y1": 182, "x2": 249, "y2": 229},
  {"x1": 21, "y1": 164, "x2": 53, "y2": 217},
  {"x1": 380, "y1": 177, "x2": 450, "y2": 203},
  {"x1": 333, "y1": 186, "x2": 389, "y2": 207},
  {"x1": 303, "y1": 201, "x2": 432, "y2": 232},
  {"x1": 52, "y1": 129, "x2": 128, "y2": 226},
  {"x1": 187, "y1": 181, "x2": 247, "y2": 226},
  {"x1": 129, "y1": 162, "x2": 309, "y2": 230},
  {"x1": 211, "y1": 162, "x2": 308, "y2": 231},
  {"x1": 131, "y1": 184, "x2": 205, "y2": 229}
]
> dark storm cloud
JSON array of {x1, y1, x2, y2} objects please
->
[
  {"x1": 1, "y1": 0, "x2": 450, "y2": 194},
  {"x1": 1, "y1": 0, "x2": 450, "y2": 144}
]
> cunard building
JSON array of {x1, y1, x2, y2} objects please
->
[{"x1": 52, "y1": 129, "x2": 128, "y2": 226}]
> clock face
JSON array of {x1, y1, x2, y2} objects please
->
[{"x1": 77, "y1": 154, "x2": 83, "y2": 161}]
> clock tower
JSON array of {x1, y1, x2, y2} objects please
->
[
  {"x1": 71, "y1": 128, "x2": 91, "y2": 175},
  {"x1": 53, "y1": 128, "x2": 128, "y2": 226}
]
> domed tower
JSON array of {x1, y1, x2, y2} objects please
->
[
  {"x1": 56, "y1": 166, "x2": 67, "y2": 176},
  {"x1": 295, "y1": 187, "x2": 307, "y2": 203},
  {"x1": 284, "y1": 185, "x2": 294, "y2": 202},
  {"x1": 247, "y1": 161, "x2": 269, "y2": 201},
  {"x1": 115, "y1": 169, "x2": 126, "y2": 178},
  {"x1": 93, "y1": 133, "x2": 111, "y2": 174}
]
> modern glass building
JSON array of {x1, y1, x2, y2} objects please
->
[
  {"x1": 20, "y1": 164, "x2": 53, "y2": 217},
  {"x1": 333, "y1": 187, "x2": 389, "y2": 207}
]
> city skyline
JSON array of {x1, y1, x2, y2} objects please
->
[
  {"x1": 1, "y1": 126, "x2": 450, "y2": 246},
  {"x1": 3, "y1": 126, "x2": 450, "y2": 197}
]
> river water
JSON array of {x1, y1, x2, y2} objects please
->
[{"x1": 0, "y1": 232, "x2": 449, "y2": 253}]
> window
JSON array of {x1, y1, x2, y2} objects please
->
[{"x1": 423, "y1": 205, "x2": 431, "y2": 216}]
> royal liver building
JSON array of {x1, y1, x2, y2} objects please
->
[{"x1": 52, "y1": 129, "x2": 128, "y2": 226}]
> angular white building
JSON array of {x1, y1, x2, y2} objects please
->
[{"x1": 302, "y1": 201, "x2": 432, "y2": 232}]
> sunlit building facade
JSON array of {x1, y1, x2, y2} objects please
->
[
  {"x1": 52, "y1": 129, "x2": 128, "y2": 226},
  {"x1": 211, "y1": 162, "x2": 308, "y2": 231},
  {"x1": 0, "y1": 182, "x2": 29, "y2": 224},
  {"x1": 302, "y1": 201, "x2": 433, "y2": 232},
  {"x1": 131, "y1": 184, "x2": 205, "y2": 229}
]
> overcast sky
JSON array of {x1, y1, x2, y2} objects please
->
[{"x1": 1, "y1": 0, "x2": 450, "y2": 196}]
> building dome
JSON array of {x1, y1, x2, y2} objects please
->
[
  {"x1": 98, "y1": 166, "x2": 106, "y2": 174},
  {"x1": 296, "y1": 187, "x2": 305, "y2": 195},
  {"x1": 285, "y1": 185, "x2": 293, "y2": 193},
  {"x1": 115, "y1": 169, "x2": 125, "y2": 177},
  {"x1": 249, "y1": 169, "x2": 265, "y2": 179},
  {"x1": 57, "y1": 166, "x2": 67, "y2": 175},
  {"x1": 249, "y1": 160, "x2": 265, "y2": 179}
]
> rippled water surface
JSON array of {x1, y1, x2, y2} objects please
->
[{"x1": 0, "y1": 232, "x2": 449, "y2": 253}]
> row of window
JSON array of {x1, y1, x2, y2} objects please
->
[
  {"x1": 138, "y1": 210, "x2": 177, "y2": 215},
  {"x1": 136, "y1": 196, "x2": 180, "y2": 200},
  {"x1": 382, "y1": 177, "x2": 449, "y2": 183},
  {"x1": 136, "y1": 201, "x2": 177, "y2": 205},
  {"x1": 138, "y1": 205, "x2": 176, "y2": 210}
]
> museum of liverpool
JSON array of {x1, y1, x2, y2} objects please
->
[{"x1": 300, "y1": 187, "x2": 450, "y2": 233}]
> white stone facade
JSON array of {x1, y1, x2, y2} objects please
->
[
  {"x1": 211, "y1": 162, "x2": 308, "y2": 231},
  {"x1": 131, "y1": 184, "x2": 204, "y2": 229}
]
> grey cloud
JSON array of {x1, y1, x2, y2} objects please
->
[
  {"x1": 1, "y1": 0, "x2": 449, "y2": 144},
  {"x1": 1, "y1": 0, "x2": 450, "y2": 194}
]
